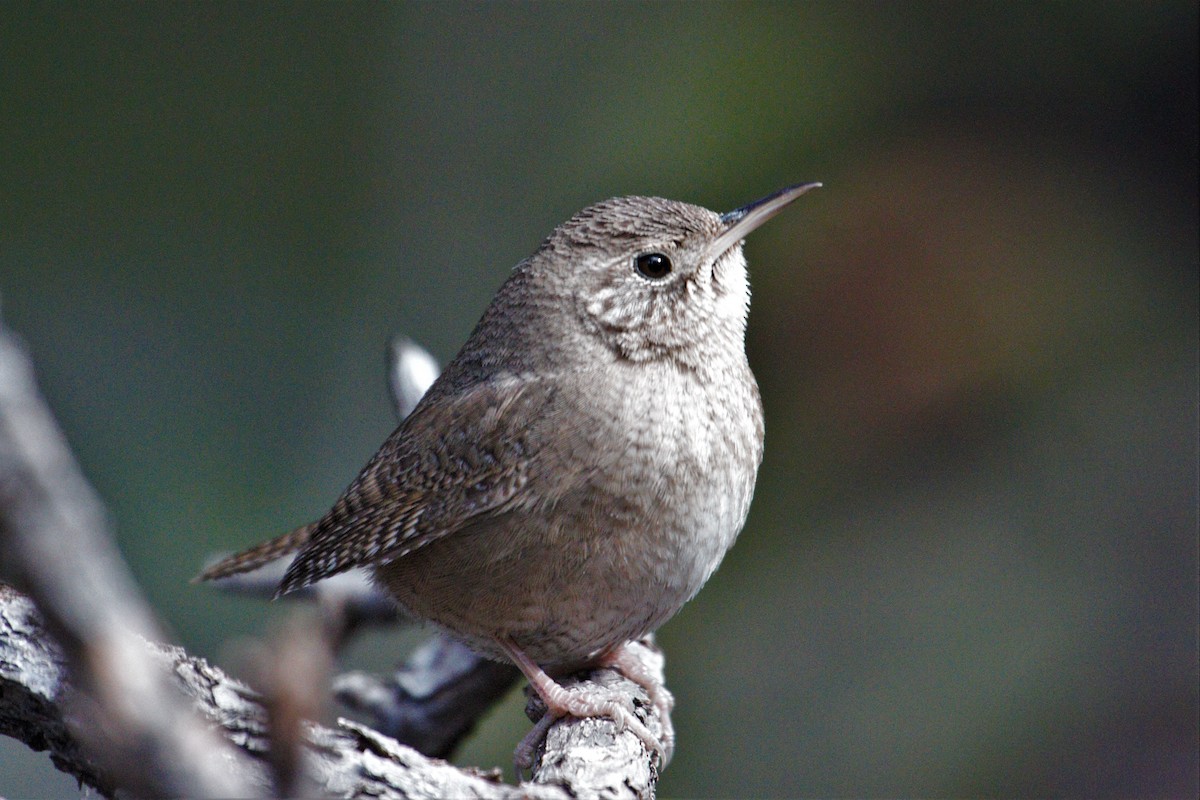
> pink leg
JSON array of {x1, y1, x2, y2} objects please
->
[{"x1": 498, "y1": 637, "x2": 666, "y2": 771}]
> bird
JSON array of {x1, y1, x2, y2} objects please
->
[{"x1": 198, "y1": 182, "x2": 820, "y2": 768}]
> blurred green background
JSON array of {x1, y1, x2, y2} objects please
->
[{"x1": 2, "y1": 2, "x2": 1196, "y2": 797}]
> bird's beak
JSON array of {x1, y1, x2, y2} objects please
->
[{"x1": 710, "y1": 182, "x2": 822, "y2": 258}]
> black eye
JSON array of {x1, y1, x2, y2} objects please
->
[{"x1": 634, "y1": 252, "x2": 672, "y2": 280}]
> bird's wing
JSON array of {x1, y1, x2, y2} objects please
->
[{"x1": 274, "y1": 375, "x2": 569, "y2": 597}]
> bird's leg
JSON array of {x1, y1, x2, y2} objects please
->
[{"x1": 497, "y1": 637, "x2": 665, "y2": 773}]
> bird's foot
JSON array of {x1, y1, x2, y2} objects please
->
[
  {"x1": 499, "y1": 638, "x2": 669, "y2": 775},
  {"x1": 513, "y1": 710, "x2": 558, "y2": 773},
  {"x1": 595, "y1": 638, "x2": 675, "y2": 765}
]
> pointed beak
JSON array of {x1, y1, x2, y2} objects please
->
[{"x1": 710, "y1": 182, "x2": 822, "y2": 258}]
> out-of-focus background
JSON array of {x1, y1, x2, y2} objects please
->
[{"x1": 2, "y1": 2, "x2": 1196, "y2": 796}]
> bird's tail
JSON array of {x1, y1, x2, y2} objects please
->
[{"x1": 193, "y1": 522, "x2": 318, "y2": 583}]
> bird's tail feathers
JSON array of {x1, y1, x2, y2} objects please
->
[{"x1": 193, "y1": 523, "x2": 318, "y2": 583}]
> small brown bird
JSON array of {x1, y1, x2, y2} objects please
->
[{"x1": 199, "y1": 183, "x2": 819, "y2": 766}]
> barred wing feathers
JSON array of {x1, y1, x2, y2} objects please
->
[{"x1": 275, "y1": 377, "x2": 547, "y2": 597}]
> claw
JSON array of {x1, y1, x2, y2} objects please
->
[{"x1": 498, "y1": 637, "x2": 674, "y2": 771}]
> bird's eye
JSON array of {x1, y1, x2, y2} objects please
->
[{"x1": 634, "y1": 252, "x2": 672, "y2": 280}]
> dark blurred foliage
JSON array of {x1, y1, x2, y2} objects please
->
[{"x1": 1, "y1": 2, "x2": 1195, "y2": 797}]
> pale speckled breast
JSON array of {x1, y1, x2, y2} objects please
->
[{"x1": 375, "y1": 357, "x2": 764, "y2": 668}]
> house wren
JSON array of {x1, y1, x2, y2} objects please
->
[{"x1": 199, "y1": 183, "x2": 820, "y2": 766}]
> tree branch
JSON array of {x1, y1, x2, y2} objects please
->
[
  {"x1": 0, "y1": 323, "x2": 255, "y2": 797},
  {"x1": 1, "y1": 584, "x2": 666, "y2": 799}
]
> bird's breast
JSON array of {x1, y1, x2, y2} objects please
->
[
  {"x1": 552, "y1": 357, "x2": 764, "y2": 599},
  {"x1": 375, "y1": 356, "x2": 764, "y2": 666}
]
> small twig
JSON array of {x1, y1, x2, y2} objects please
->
[
  {"x1": 334, "y1": 634, "x2": 520, "y2": 758},
  {"x1": 249, "y1": 610, "x2": 335, "y2": 798}
]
